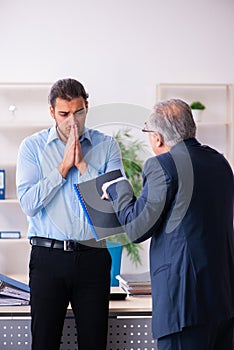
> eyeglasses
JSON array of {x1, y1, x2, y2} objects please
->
[{"x1": 141, "y1": 122, "x2": 157, "y2": 133}]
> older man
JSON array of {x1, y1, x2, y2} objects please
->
[{"x1": 102, "y1": 99, "x2": 234, "y2": 350}]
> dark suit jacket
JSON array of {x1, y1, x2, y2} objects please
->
[{"x1": 107, "y1": 138, "x2": 234, "y2": 339}]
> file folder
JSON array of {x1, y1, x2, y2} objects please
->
[
  {"x1": 73, "y1": 170, "x2": 124, "y2": 241},
  {"x1": 0, "y1": 274, "x2": 30, "y2": 301},
  {"x1": 0, "y1": 296, "x2": 29, "y2": 306},
  {"x1": 0, "y1": 231, "x2": 21, "y2": 239},
  {"x1": 0, "y1": 170, "x2": 5, "y2": 199}
]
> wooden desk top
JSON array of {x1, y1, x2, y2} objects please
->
[
  {"x1": 109, "y1": 294, "x2": 152, "y2": 316},
  {"x1": 0, "y1": 294, "x2": 152, "y2": 316}
]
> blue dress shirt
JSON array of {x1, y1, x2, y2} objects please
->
[{"x1": 16, "y1": 126, "x2": 124, "y2": 241}]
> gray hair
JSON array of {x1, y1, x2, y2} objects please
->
[{"x1": 148, "y1": 99, "x2": 196, "y2": 147}]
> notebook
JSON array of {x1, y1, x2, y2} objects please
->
[{"x1": 73, "y1": 169, "x2": 124, "y2": 241}]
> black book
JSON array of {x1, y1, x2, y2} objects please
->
[{"x1": 73, "y1": 170, "x2": 124, "y2": 241}]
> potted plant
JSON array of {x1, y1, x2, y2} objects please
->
[
  {"x1": 107, "y1": 128, "x2": 146, "y2": 285},
  {"x1": 190, "y1": 101, "x2": 206, "y2": 122}
]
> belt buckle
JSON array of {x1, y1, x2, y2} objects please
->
[{"x1": 64, "y1": 240, "x2": 74, "y2": 251}]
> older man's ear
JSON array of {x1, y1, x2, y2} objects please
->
[{"x1": 148, "y1": 132, "x2": 170, "y2": 156}]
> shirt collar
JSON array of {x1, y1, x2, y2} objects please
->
[
  {"x1": 47, "y1": 126, "x2": 92, "y2": 145},
  {"x1": 79, "y1": 127, "x2": 92, "y2": 145},
  {"x1": 47, "y1": 126, "x2": 58, "y2": 144}
]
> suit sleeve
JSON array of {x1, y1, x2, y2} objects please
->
[{"x1": 107, "y1": 157, "x2": 169, "y2": 243}]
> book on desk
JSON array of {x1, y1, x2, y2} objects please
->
[
  {"x1": 116, "y1": 271, "x2": 152, "y2": 295},
  {"x1": 0, "y1": 274, "x2": 30, "y2": 305}
]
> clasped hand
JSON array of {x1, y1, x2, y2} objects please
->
[
  {"x1": 65, "y1": 124, "x2": 83, "y2": 168},
  {"x1": 58, "y1": 125, "x2": 87, "y2": 178}
]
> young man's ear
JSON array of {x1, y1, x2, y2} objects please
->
[
  {"x1": 85, "y1": 100, "x2": 89, "y2": 113},
  {"x1": 49, "y1": 105, "x2": 55, "y2": 119}
]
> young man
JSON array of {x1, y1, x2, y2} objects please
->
[
  {"x1": 16, "y1": 78, "x2": 124, "y2": 350},
  {"x1": 102, "y1": 99, "x2": 234, "y2": 350}
]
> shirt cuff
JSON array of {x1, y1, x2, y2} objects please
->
[{"x1": 49, "y1": 167, "x2": 66, "y2": 186}]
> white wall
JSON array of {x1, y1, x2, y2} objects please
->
[
  {"x1": 0, "y1": 0, "x2": 233, "y2": 108},
  {"x1": 0, "y1": 0, "x2": 233, "y2": 274}
]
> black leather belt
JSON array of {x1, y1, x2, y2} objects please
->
[{"x1": 30, "y1": 237, "x2": 106, "y2": 251}]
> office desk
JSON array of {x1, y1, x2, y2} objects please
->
[{"x1": 0, "y1": 288, "x2": 157, "y2": 350}]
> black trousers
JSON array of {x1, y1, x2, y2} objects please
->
[
  {"x1": 157, "y1": 318, "x2": 234, "y2": 350},
  {"x1": 29, "y1": 245, "x2": 111, "y2": 350}
]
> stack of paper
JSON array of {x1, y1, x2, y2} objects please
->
[
  {"x1": 0, "y1": 274, "x2": 30, "y2": 306},
  {"x1": 116, "y1": 271, "x2": 151, "y2": 295}
]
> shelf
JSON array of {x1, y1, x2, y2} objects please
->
[
  {"x1": 157, "y1": 83, "x2": 229, "y2": 87},
  {"x1": 0, "y1": 199, "x2": 19, "y2": 204},
  {"x1": 156, "y1": 83, "x2": 234, "y2": 167},
  {"x1": 0, "y1": 122, "x2": 52, "y2": 129},
  {"x1": 157, "y1": 83, "x2": 232, "y2": 123},
  {"x1": 0, "y1": 82, "x2": 52, "y2": 125},
  {"x1": 195, "y1": 122, "x2": 229, "y2": 126},
  {"x1": 0, "y1": 83, "x2": 54, "y2": 278},
  {"x1": 0, "y1": 237, "x2": 28, "y2": 243}
]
